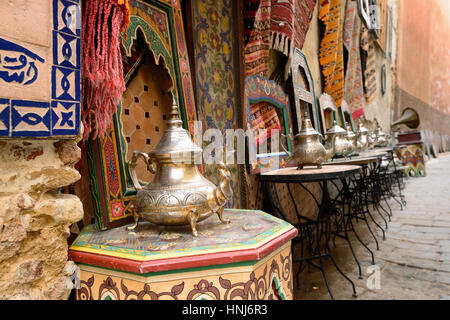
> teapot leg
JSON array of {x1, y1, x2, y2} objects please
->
[
  {"x1": 187, "y1": 209, "x2": 199, "y2": 237},
  {"x1": 216, "y1": 206, "x2": 230, "y2": 224},
  {"x1": 127, "y1": 205, "x2": 140, "y2": 231}
]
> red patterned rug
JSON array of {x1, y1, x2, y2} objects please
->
[
  {"x1": 343, "y1": 0, "x2": 365, "y2": 119},
  {"x1": 244, "y1": 0, "x2": 271, "y2": 77},
  {"x1": 270, "y1": 0, "x2": 295, "y2": 57},
  {"x1": 294, "y1": 0, "x2": 317, "y2": 50},
  {"x1": 244, "y1": 0, "x2": 317, "y2": 77},
  {"x1": 250, "y1": 101, "x2": 281, "y2": 146}
]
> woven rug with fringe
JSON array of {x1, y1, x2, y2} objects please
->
[
  {"x1": 343, "y1": 0, "x2": 365, "y2": 120},
  {"x1": 294, "y1": 0, "x2": 317, "y2": 50},
  {"x1": 318, "y1": 0, "x2": 344, "y2": 107},
  {"x1": 361, "y1": 25, "x2": 377, "y2": 104},
  {"x1": 244, "y1": 0, "x2": 317, "y2": 76},
  {"x1": 270, "y1": 0, "x2": 295, "y2": 57},
  {"x1": 81, "y1": 0, "x2": 130, "y2": 140},
  {"x1": 244, "y1": 0, "x2": 271, "y2": 77}
]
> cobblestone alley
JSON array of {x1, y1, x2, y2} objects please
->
[{"x1": 294, "y1": 154, "x2": 450, "y2": 300}]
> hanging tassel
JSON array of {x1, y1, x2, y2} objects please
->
[{"x1": 81, "y1": 0, "x2": 130, "y2": 141}]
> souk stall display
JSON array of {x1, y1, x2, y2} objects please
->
[
  {"x1": 69, "y1": 105, "x2": 297, "y2": 300},
  {"x1": 69, "y1": 209, "x2": 297, "y2": 300}
]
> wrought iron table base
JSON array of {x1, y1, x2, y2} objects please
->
[{"x1": 264, "y1": 179, "x2": 358, "y2": 299}]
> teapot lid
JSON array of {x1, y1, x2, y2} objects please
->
[
  {"x1": 149, "y1": 104, "x2": 202, "y2": 159},
  {"x1": 326, "y1": 121, "x2": 347, "y2": 135},
  {"x1": 358, "y1": 122, "x2": 369, "y2": 133},
  {"x1": 296, "y1": 112, "x2": 320, "y2": 137},
  {"x1": 346, "y1": 124, "x2": 356, "y2": 137}
]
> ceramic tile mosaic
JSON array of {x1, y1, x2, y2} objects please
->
[{"x1": 0, "y1": 0, "x2": 81, "y2": 138}]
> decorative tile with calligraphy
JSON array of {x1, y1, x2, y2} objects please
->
[{"x1": 0, "y1": 0, "x2": 81, "y2": 138}]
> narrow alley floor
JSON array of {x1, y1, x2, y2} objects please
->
[{"x1": 294, "y1": 153, "x2": 450, "y2": 300}]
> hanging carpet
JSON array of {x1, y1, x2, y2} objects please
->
[
  {"x1": 244, "y1": 0, "x2": 272, "y2": 77},
  {"x1": 343, "y1": 0, "x2": 365, "y2": 119},
  {"x1": 318, "y1": 0, "x2": 345, "y2": 107},
  {"x1": 361, "y1": 25, "x2": 377, "y2": 104},
  {"x1": 244, "y1": 0, "x2": 317, "y2": 77}
]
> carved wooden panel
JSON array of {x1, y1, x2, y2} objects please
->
[
  {"x1": 319, "y1": 93, "x2": 339, "y2": 133},
  {"x1": 291, "y1": 48, "x2": 321, "y2": 133}
]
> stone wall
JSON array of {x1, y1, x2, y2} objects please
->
[
  {"x1": 358, "y1": 0, "x2": 399, "y2": 133},
  {"x1": 394, "y1": 0, "x2": 450, "y2": 153},
  {"x1": 0, "y1": 139, "x2": 83, "y2": 299}
]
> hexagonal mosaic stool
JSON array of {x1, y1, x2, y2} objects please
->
[{"x1": 69, "y1": 209, "x2": 297, "y2": 300}]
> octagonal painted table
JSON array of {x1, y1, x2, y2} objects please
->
[{"x1": 69, "y1": 209, "x2": 297, "y2": 300}]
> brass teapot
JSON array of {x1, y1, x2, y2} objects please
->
[
  {"x1": 374, "y1": 125, "x2": 390, "y2": 147},
  {"x1": 127, "y1": 104, "x2": 232, "y2": 236},
  {"x1": 282, "y1": 112, "x2": 335, "y2": 169},
  {"x1": 356, "y1": 122, "x2": 370, "y2": 151},
  {"x1": 325, "y1": 121, "x2": 354, "y2": 158},
  {"x1": 345, "y1": 123, "x2": 357, "y2": 150}
]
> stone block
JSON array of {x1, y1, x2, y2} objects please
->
[{"x1": 12, "y1": 259, "x2": 44, "y2": 285}]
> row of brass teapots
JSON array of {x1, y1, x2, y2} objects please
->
[
  {"x1": 282, "y1": 112, "x2": 333, "y2": 169},
  {"x1": 325, "y1": 120, "x2": 354, "y2": 158},
  {"x1": 373, "y1": 125, "x2": 391, "y2": 147},
  {"x1": 127, "y1": 104, "x2": 233, "y2": 237},
  {"x1": 355, "y1": 121, "x2": 391, "y2": 150}
]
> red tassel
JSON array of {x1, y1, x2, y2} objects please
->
[{"x1": 81, "y1": 0, "x2": 129, "y2": 141}]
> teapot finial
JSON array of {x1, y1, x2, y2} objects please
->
[
  {"x1": 169, "y1": 104, "x2": 179, "y2": 120},
  {"x1": 167, "y1": 104, "x2": 183, "y2": 129}
]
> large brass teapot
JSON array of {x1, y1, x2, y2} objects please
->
[
  {"x1": 325, "y1": 121, "x2": 353, "y2": 158},
  {"x1": 127, "y1": 105, "x2": 232, "y2": 236},
  {"x1": 282, "y1": 112, "x2": 334, "y2": 169}
]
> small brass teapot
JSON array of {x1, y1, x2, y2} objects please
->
[
  {"x1": 356, "y1": 122, "x2": 370, "y2": 151},
  {"x1": 325, "y1": 121, "x2": 353, "y2": 158},
  {"x1": 345, "y1": 123, "x2": 357, "y2": 150},
  {"x1": 127, "y1": 104, "x2": 232, "y2": 236},
  {"x1": 374, "y1": 126, "x2": 389, "y2": 147},
  {"x1": 282, "y1": 112, "x2": 334, "y2": 169}
]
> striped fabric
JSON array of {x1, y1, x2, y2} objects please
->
[
  {"x1": 244, "y1": 0, "x2": 271, "y2": 77},
  {"x1": 343, "y1": 0, "x2": 366, "y2": 119},
  {"x1": 318, "y1": 0, "x2": 345, "y2": 107},
  {"x1": 250, "y1": 101, "x2": 281, "y2": 145}
]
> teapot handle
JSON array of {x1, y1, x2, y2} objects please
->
[
  {"x1": 281, "y1": 133, "x2": 293, "y2": 157},
  {"x1": 128, "y1": 151, "x2": 156, "y2": 190}
]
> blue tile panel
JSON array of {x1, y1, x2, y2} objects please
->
[{"x1": 0, "y1": 0, "x2": 81, "y2": 138}]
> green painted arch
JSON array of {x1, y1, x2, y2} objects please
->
[{"x1": 121, "y1": 15, "x2": 178, "y2": 105}]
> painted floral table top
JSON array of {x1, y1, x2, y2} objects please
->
[{"x1": 69, "y1": 209, "x2": 297, "y2": 273}]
